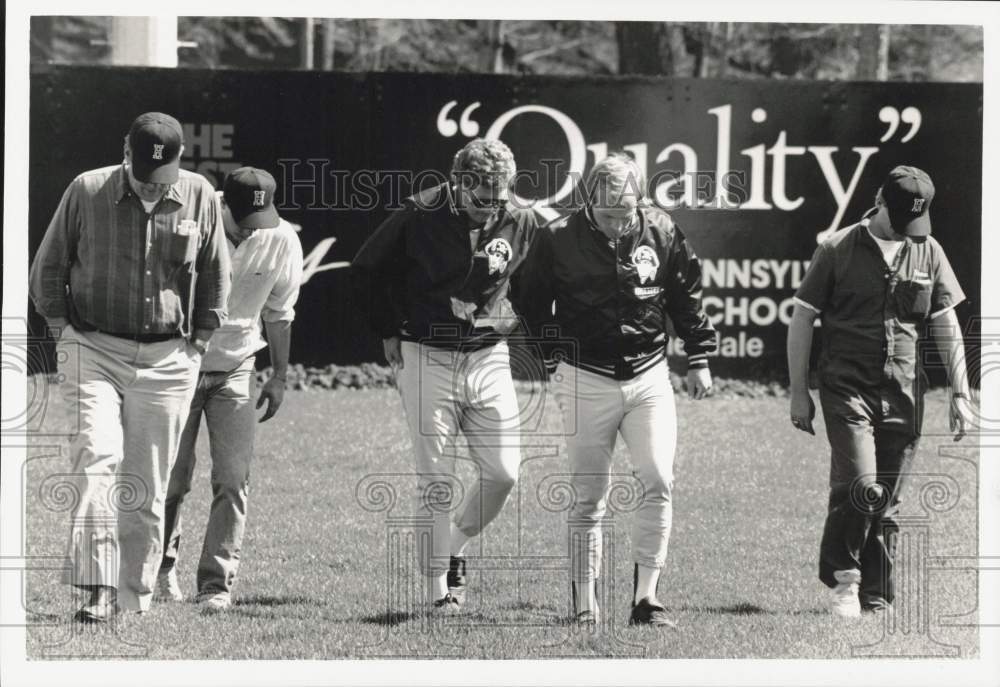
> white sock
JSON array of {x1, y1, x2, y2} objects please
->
[
  {"x1": 451, "y1": 525, "x2": 471, "y2": 558},
  {"x1": 634, "y1": 564, "x2": 660, "y2": 604},
  {"x1": 574, "y1": 580, "x2": 597, "y2": 613},
  {"x1": 427, "y1": 573, "x2": 448, "y2": 601}
]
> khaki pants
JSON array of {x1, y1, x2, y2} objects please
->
[
  {"x1": 161, "y1": 356, "x2": 257, "y2": 596},
  {"x1": 58, "y1": 325, "x2": 200, "y2": 611},
  {"x1": 397, "y1": 341, "x2": 521, "y2": 576},
  {"x1": 552, "y1": 360, "x2": 677, "y2": 583}
]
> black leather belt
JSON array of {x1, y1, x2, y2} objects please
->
[{"x1": 94, "y1": 328, "x2": 180, "y2": 343}]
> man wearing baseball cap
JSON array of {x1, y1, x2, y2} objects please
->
[
  {"x1": 157, "y1": 167, "x2": 303, "y2": 613},
  {"x1": 29, "y1": 112, "x2": 230, "y2": 621},
  {"x1": 787, "y1": 165, "x2": 972, "y2": 619}
]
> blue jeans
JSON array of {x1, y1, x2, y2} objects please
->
[{"x1": 160, "y1": 356, "x2": 256, "y2": 595}]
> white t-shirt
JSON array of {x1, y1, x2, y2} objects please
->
[
  {"x1": 866, "y1": 227, "x2": 904, "y2": 267},
  {"x1": 140, "y1": 199, "x2": 157, "y2": 213}
]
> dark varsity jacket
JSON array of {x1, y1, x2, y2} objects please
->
[
  {"x1": 352, "y1": 183, "x2": 540, "y2": 349},
  {"x1": 511, "y1": 204, "x2": 717, "y2": 379}
]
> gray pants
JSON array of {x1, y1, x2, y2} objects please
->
[{"x1": 160, "y1": 356, "x2": 256, "y2": 595}]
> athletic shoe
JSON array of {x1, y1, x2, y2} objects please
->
[
  {"x1": 628, "y1": 597, "x2": 677, "y2": 627},
  {"x1": 861, "y1": 595, "x2": 891, "y2": 613},
  {"x1": 572, "y1": 609, "x2": 599, "y2": 626},
  {"x1": 74, "y1": 587, "x2": 121, "y2": 623},
  {"x1": 154, "y1": 568, "x2": 184, "y2": 602},
  {"x1": 447, "y1": 556, "x2": 467, "y2": 604},
  {"x1": 431, "y1": 593, "x2": 461, "y2": 614},
  {"x1": 830, "y1": 569, "x2": 862, "y2": 619},
  {"x1": 196, "y1": 591, "x2": 232, "y2": 614}
]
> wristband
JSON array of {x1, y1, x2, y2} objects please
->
[{"x1": 953, "y1": 392, "x2": 970, "y2": 400}]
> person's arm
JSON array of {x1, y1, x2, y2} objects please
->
[
  {"x1": 927, "y1": 243, "x2": 970, "y2": 441},
  {"x1": 257, "y1": 231, "x2": 304, "y2": 422},
  {"x1": 352, "y1": 205, "x2": 411, "y2": 368},
  {"x1": 787, "y1": 240, "x2": 835, "y2": 435},
  {"x1": 29, "y1": 179, "x2": 82, "y2": 336},
  {"x1": 191, "y1": 190, "x2": 230, "y2": 350},
  {"x1": 930, "y1": 308, "x2": 970, "y2": 442},
  {"x1": 787, "y1": 304, "x2": 818, "y2": 434},
  {"x1": 509, "y1": 219, "x2": 559, "y2": 373},
  {"x1": 662, "y1": 222, "x2": 716, "y2": 399}
]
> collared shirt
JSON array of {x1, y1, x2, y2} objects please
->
[
  {"x1": 200, "y1": 218, "x2": 304, "y2": 372},
  {"x1": 29, "y1": 164, "x2": 229, "y2": 336},
  {"x1": 794, "y1": 209, "x2": 965, "y2": 392}
]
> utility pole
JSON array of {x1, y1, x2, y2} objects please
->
[{"x1": 110, "y1": 16, "x2": 178, "y2": 67}]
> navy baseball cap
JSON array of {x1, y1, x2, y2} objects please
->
[
  {"x1": 128, "y1": 112, "x2": 183, "y2": 184},
  {"x1": 223, "y1": 167, "x2": 280, "y2": 230},
  {"x1": 881, "y1": 165, "x2": 934, "y2": 237}
]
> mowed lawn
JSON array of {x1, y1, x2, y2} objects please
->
[{"x1": 21, "y1": 384, "x2": 979, "y2": 659}]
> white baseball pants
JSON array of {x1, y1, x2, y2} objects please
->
[
  {"x1": 397, "y1": 340, "x2": 521, "y2": 576},
  {"x1": 552, "y1": 360, "x2": 677, "y2": 583}
]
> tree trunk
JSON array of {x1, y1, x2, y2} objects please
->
[
  {"x1": 321, "y1": 19, "x2": 335, "y2": 70},
  {"x1": 299, "y1": 17, "x2": 314, "y2": 69},
  {"x1": 479, "y1": 20, "x2": 504, "y2": 73},
  {"x1": 857, "y1": 24, "x2": 889, "y2": 80},
  {"x1": 616, "y1": 21, "x2": 670, "y2": 75}
]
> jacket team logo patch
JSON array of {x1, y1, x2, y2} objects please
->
[
  {"x1": 631, "y1": 245, "x2": 660, "y2": 284},
  {"x1": 485, "y1": 238, "x2": 513, "y2": 275}
]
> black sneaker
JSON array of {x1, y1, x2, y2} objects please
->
[
  {"x1": 432, "y1": 593, "x2": 461, "y2": 613},
  {"x1": 447, "y1": 555, "x2": 467, "y2": 602},
  {"x1": 629, "y1": 597, "x2": 677, "y2": 627},
  {"x1": 861, "y1": 596, "x2": 891, "y2": 613}
]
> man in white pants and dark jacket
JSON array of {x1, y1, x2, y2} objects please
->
[
  {"x1": 514, "y1": 152, "x2": 716, "y2": 627},
  {"x1": 353, "y1": 138, "x2": 540, "y2": 611}
]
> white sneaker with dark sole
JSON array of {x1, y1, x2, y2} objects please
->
[
  {"x1": 830, "y1": 569, "x2": 862, "y2": 619},
  {"x1": 196, "y1": 592, "x2": 232, "y2": 614}
]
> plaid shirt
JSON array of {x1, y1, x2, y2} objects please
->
[{"x1": 30, "y1": 164, "x2": 229, "y2": 336}]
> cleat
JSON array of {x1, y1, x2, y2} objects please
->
[
  {"x1": 154, "y1": 568, "x2": 184, "y2": 602},
  {"x1": 196, "y1": 591, "x2": 232, "y2": 614},
  {"x1": 447, "y1": 556, "x2": 467, "y2": 603},
  {"x1": 74, "y1": 587, "x2": 120, "y2": 624},
  {"x1": 431, "y1": 592, "x2": 461, "y2": 614},
  {"x1": 861, "y1": 595, "x2": 891, "y2": 613},
  {"x1": 830, "y1": 570, "x2": 862, "y2": 619},
  {"x1": 629, "y1": 597, "x2": 677, "y2": 627},
  {"x1": 573, "y1": 609, "x2": 598, "y2": 626}
]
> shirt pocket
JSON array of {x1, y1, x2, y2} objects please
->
[
  {"x1": 166, "y1": 220, "x2": 201, "y2": 265},
  {"x1": 894, "y1": 279, "x2": 932, "y2": 321}
]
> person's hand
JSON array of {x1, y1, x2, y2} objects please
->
[
  {"x1": 46, "y1": 317, "x2": 69, "y2": 340},
  {"x1": 790, "y1": 389, "x2": 817, "y2": 435},
  {"x1": 256, "y1": 375, "x2": 286, "y2": 423},
  {"x1": 383, "y1": 336, "x2": 403, "y2": 370},
  {"x1": 949, "y1": 392, "x2": 972, "y2": 442},
  {"x1": 686, "y1": 367, "x2": 712, "y2": 399}
]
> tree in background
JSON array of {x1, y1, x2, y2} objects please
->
[{"x1": 29, "y1": 17, "x2": 983, "y2": 83}]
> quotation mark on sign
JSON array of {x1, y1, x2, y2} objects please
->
[
  {"x1": 878, "y1": 106, "x2": 922, "y2": 143},
  {"x1": 437, "y1": 101, "x2": 481, "y2": 137}
]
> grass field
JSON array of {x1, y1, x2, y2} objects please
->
[{"x1": 21, "y1": 384, "x2": 979, "y2": 659}]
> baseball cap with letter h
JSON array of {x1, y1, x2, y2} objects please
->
[
  {"x1": 223, "y1": 167, "x2": 280, "y2": 230},
  {"x1": 128, "y1": 112, "x2": 183, "y2": 183},
  {"x1": 881, "y1": 165, "x2": 935, "y2": 239}
]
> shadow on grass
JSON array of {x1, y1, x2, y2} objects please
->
[
  {"x1": 678, "y1": 602, "x2": 827, "y2": 616},
  {"x1": 234, "y1": 594, "x2": 315, "y2": 607},
  {"x1": 359, "y1": 610, "x2": 418, "y2": 626}
]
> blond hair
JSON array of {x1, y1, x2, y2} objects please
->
[
  {"x1": 587, "y1": 152, "x2": 646, "y2": 208},
  {"x1": 451, "y1": 138, "x2": 517, "y2": 191}
]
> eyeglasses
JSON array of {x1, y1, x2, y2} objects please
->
[{"x1": 464, "y1": 189, "x2": 508, "y2": 211}]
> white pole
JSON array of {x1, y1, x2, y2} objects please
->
[{"x1": 110, "y1": 16, "x2": 178, "y2": 67}]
